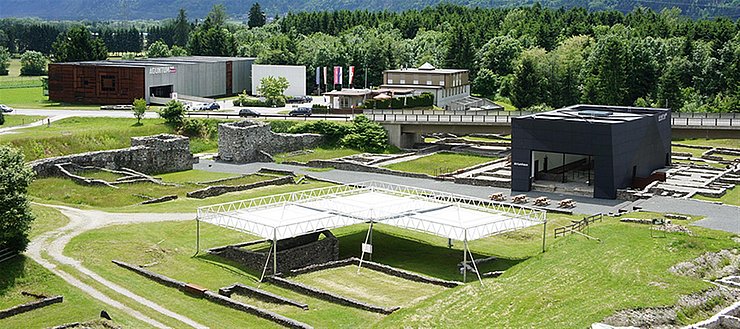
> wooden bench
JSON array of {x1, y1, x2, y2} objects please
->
[
  {"x1": 512, "y1": 194, "x2": 528, "y2": 203},
  {"x1": 489, "y1": 192, "x2": 506, "y2": 201},
  {"x1": 533, "y1": 196, "x2": 550, "y2": 206},
  {"x1": 558, "y1": 199, "x2": 576, "y2": 208}
]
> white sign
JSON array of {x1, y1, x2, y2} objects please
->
[
  {"x1": 361, "y1": 243, "x2": 373, "y2": 254},
  {"x1": 513, "y1": 162, "x2": 529, "y2": 167},
  {"x1": 658, "y1": 113, "x2": 667, "y2": 122},
  {"x1": 149, "y1": 66, "x2": 176, "y2": 74}
]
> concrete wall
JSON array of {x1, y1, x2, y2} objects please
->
[
  {"x1": 218, "y1": 121, "x2": 323, "y2": 163},
  {"x1": 232, "y1": 59, "x2": 253, "y2": 94},
  {"x1": 252, "y1": 65, "x2": 307, "y2": 97},
  {"x1": 30, "y1": 134, "x2": 194, "y2": 178}
]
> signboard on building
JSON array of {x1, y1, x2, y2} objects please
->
[{"x1": 149, "y1": 66, "x2": 176, "y2": 74}]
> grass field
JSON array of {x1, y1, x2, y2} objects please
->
[
  {"x1": 29, "y1": 172, "x2": 334, "y2": 213},
  {"x1": 1, "y1": 114, "x2": 47, "y2": 128},
  {"x1": 0, "y1": 59, "x2": 44, "y2": 89},
  {"x1": 673, "y1": 145, "x2": 707, "y2": 157},
  {"x1": 382, "y1": 152, "x2": 496, "y2": 176},
  {"x1": 29, "y1": 170, "x2": 282, "y2": 210},
  {"x1": 674, "y1": 138, "x2": 739, "y2": 149},
  {"x1": 694, "y1": 186, "x2": 740, "y2": 206},
  {"x1": 60, "y1": 210, "x2": 737, "y2": 328},
  {"x1": 0, "y1": 87, "x2": 101, "y2": 110},
  {"x1": 273, "y1": 147, "x2": 364, "y2": 163}
]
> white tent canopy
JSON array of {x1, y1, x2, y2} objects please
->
[{"x1": 196, "y1": 181, "x2": 547, "y2": 283}]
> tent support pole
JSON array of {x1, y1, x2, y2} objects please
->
[
  {"x1": 273, "y1": 229, "x2": 278, "y2": 275},
  {"x1": 463, "y1": 234, "x2": 467, "y2": 283},
  {"x1": 369, "y1": 221, "x2": 374, "y2": 261},
  {"x1": 466, "y1": 243, "x2": 484, "y2": 286},
  {"x1": 542, "y1": 220, "x2": 547, "y2": 253},
  {"x1": 193, "y1": 218, "x2": 200, "y2": 257},
  {"x1": 357, "y1": 221, "x2": 373, "y2": 274},
  {"x1": 258, "y1": 242, "x2": 274, "y2": 284}
]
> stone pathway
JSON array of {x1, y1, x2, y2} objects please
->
[
  {"x1": 26, "y1": 204, "x2": 205, "y2": 329},
  {"x1": 638, "y1": 197, "x2": 740, "y2": 234}
]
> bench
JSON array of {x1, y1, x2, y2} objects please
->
[
  {"x1": 533, "y1": 197, "x2": 550, "y2": 206},
  {"x1": 512, "y1": 194, "x2": 528, "y2": 204},
  {"x1": 489, "y1": 192, "x2": 506, "y2": 201},
  {"x1": 558, "y1": 199, "x2": 576, "y2": 208}
]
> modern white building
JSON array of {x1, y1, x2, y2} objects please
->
[{"x1": 251, "y1": 64, "x2": 307, "y2": 97}]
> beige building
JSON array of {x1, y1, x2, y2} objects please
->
[{"x1": 381, "y1": 63, "x2": 476, "y2": 110}]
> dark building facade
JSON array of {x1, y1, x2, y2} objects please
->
[
  {"x1": 511, "y1": 105, "x2": 671, "y2": 199},
  {"x1": 48, "y1": 56, "x2": 254, "y2": 105}
]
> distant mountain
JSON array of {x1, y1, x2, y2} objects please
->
[{"x1": 0, "y1": 0, "x2": 737, "y2": 20}]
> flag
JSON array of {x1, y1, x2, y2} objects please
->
[
  {"x1": 348, "y1": 66, "x2": 355, "y2": 86},
  {"x1": 338, "y1": 66, "x2": 343, "y2": 85},
  {"x1": 333, "y1": 66, "x2": 341, "y2": 85},
  {"x1": 323, "y1": 67, "x2": 327, "y2": 86},
  {"x1": 315, "y1": 67, "x2": 320, "y2": 86}
]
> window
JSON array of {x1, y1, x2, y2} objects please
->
[
  {"x1": 399, "y1": 79, "x2": 405, "y2": 84},
  {"x1": 387, "y1": 79, "x2": 393, "y2": 84},
  {"x1": 101, "y1": 75, "x2": 116, "y2": 92},
  {"x1": 426, "y1": 80, "x2": 432, "y2": 85},
  {"x1": 439, "y1": 80, "x2": 445, "y2": 86},
  {"x1": 413, "y1": 80, "x2": 419, "y2": 84}
]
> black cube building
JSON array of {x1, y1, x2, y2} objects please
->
[{"x1": 511, "y1": 105, "x2": 671, "y2": 199}]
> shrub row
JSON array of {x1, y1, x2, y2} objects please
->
[{"x1": 271, "y1": 116, "x2": 389, "y2": 153}]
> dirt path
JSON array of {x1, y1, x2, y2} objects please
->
[{"x1": 26, "y1": 204, "x2": 207, "y2": 329}]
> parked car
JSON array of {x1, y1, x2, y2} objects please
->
[
  {"x1": 286, "y1": 96, "x2": 313, "y2": 104},
  {"x1": 205, "y1": 102, "x2": 221, "y2": 110},
  {"x1": 238, "y1": 108, "x2": 260, "y2": 117},
  {"x1": 289, "y1": 107, "x2": 312, "y2": 116},
  {"x1": 0, "y1": 104, "x2": 14, "y2": 113}
]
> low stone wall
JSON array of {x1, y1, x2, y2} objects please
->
[
  {"x1": 30, "y1": 134, "x2": 194, "y2": 178},
  {"x1": 265, "y1": 276, "x2": 400, "y2": 314},
  {"x1": 0, "y1": 295, "x2": 63, "y2": 319},
  {"x1": 219, "y1": 283, "x2": 308, "y2": 310},
  {"x1": 112, "y1": 260, "x2": 311, "y2": 329},
  {"x1": 218, "y1": 121, "x2": 324, "y2": 163},
  {"x1": 140, "y1": 195, "x2": 178, "y2": 205},
  {"x1": 209, "y1": 231, "x2": 339, "y2": 274},
  {"x1": 187, "y1": 176, "x2": 295, "y2": 199}
]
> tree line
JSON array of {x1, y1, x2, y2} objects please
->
[{"x1": 0, "y1": 4, "x2": 738, "y2": 111}]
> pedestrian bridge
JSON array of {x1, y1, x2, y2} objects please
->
[{"x1": 364, "y1": 109, "x2": 740, "y2": 147}]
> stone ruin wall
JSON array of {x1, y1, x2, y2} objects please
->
[
  {"x1": 218, "y1": 120, "x2": 323, "y2": 163},
  {"x1": 29, "y1": 134, "x2": 195, "y2": 178}
]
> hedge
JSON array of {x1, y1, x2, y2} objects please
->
[{"x1": 361, "y1": 92, "x2": 434, "y2": 109}]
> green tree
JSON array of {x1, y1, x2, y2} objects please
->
[
  {"x1": 475, "y1": 35, "x2": 523, "y2": 76},
  {"x1": 0, "y1": 46, "x2": 10, "y2": 75},
  {"x1": 258, "y1": 76, "x2": 289, "y2": 106},
  {"x1": 187, "y1": 5, "x2": 237, "y2": 57},
  {"x1": 158, "y1": 100, "x2": 186, "y2": 127},
  {"x1": 340, "y1": 115, "x2": 389, "y2": 153},
  {"x1": 657, "y1": 57, "x2": 688, "y2": 110},
  {"x1": 0, "y1": 146, "x2": 35, "y2": 252},
  {"x1": 51, "y1": 25, "x2": 107, "y2": 63},
  {"x1": 173, "y1": 9, "x2": 191, "y2": 47},
  {"x1": 248, "y1": 3, "x2": 267, "y2": 29},
  {"x1": 170, "y1": 45, "x2": 188, "y2": 57},
  {"x1": 472, "y1": 68, "x2": 500, "y2": 97},
  {"x1": 132, "y1": 98, "x2": 147, "y2": 125},
  {"x1": 581, "y1": 30, "x2": 629, "y2": 105},
  {"x1": 510, "y1": 56, "x2": 543, "y2": 109},
  {"x1": 147, "y1": 40, "x2": 171, "y2": 58},
  {"x1": 19, "y1": 50, "x2": 47, "y2": 76}
]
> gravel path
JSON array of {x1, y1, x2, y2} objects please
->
[{"x1": 26, "y1": 204, "x2": 205, "y2": 329}]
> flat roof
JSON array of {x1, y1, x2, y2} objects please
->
[
  {"x1": 323, "y1": 88, "x2": 373, "y2": 97},
  {"x1": 54, "y1": 56, "x2": 256, "y2": 66},
  {"x1": 379, "y1": 84, "x2": 445, "y2": 90},
  {"x1": 516, "y1": 104, "x2": 669, "y2": 124},
  {"x1": 384, "y1": 68, "x2": 468, "y2": 74},
  {"x1": 197, "y1": 181, "x2": 545, "y2": 241}
]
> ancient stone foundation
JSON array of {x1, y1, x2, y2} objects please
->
[
  {"x1": 30, "y1": 134, "x2": 195, "y2": 178},
  {"x1": 218, "y1": 120, "x2": 323, "y2": 163},
  {"x1": 208, "y1": 231, "x2": 339, "y2": 274}
]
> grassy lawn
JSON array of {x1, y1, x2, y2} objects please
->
[
  {"x1": 291, "y1": 265, "x2": 448, "y2": 307},
  {"x1": 382, "y1": 152, "x2": 496, "y2": 176},
  {"x1": 0, "y1": 87, "x2": 101, "y2": 110},
  {"x1": 0, "y1": 59, "x2": 44, "y2": 89},
  {"x1": 29, "y1": 204, "x2": 70, "y2": 240},
  {"x1": 61, "y1": 209, "x2": 737, "y2": 328},
  {"x1": 694, "y1": 186, "x2": 740, "y2": 206},
  {"x1": 29, "y1": 169, "x2": 284, "y2": 210},
  {"x1": 674, "y1": 138, "x2": 739, "y2": 149},
  {"x1": 672, "y1": 146, "x2": 706, "y2": 157},
  {"x1": 273, "y1": 147, "x2": 364, "y2": 163},
  {"x1": 1, "y1": 114, "x2": 47, "y2": 128},
  {"x1": 29, "y1": 173, "x2": 334, "y2": 213}
]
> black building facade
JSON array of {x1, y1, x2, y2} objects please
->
[{"x1": 511, "y1": 105, "x2": 672, "y2": 199}]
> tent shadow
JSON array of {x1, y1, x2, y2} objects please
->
[{"x1": 336, "y1": 230, "x2": 528, "y2": 282}]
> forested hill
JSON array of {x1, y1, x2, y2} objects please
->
[{"x1": 0, "y1": 0, "x2": 737, "y2": 20}]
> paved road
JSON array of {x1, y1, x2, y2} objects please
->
[
  {"x1": 26, "y1": 204, "x2": 203, "y2": 328},
  {"x1": 638, "y1": 197, "x2": 740, "y2": 233},
  {"x1": 195, "y1": 160, "x2": 631, "y2": 216}
]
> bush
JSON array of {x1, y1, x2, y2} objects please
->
[
  {"x1": 0, "y1": 46, "x2": 10, "y2": 76},
  {"x1": 0, "y1": 112, "x2": 5, "y2": 125},
  {"x1": 233, "y1": 91, "x2": 272, "y2": 107},
  {"x1": 158, "y1": 100, "x2": 186, "y2": 127},
  {"x1": 340, "y1": 115, "x2": 388, "y2": 152},
  {"x1": 289, "y1": 120, "x2": 350, "y2": 145},
  {"x1": 178, "y1": 119, "x2": 205, "y2": 138},
  {"x1": 269, "y1": 120, "x2": 299, "y2": 133},
  {"x1": 0, "y1": 145, "x2": 35, "y2": 252},
  {"x1": 20, "y1": 50, "x2": 47, "y2": 76}
]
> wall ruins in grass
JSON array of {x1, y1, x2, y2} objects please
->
[{"x1": 218, "y1": 120, "x2": 323, "y2": 163}]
